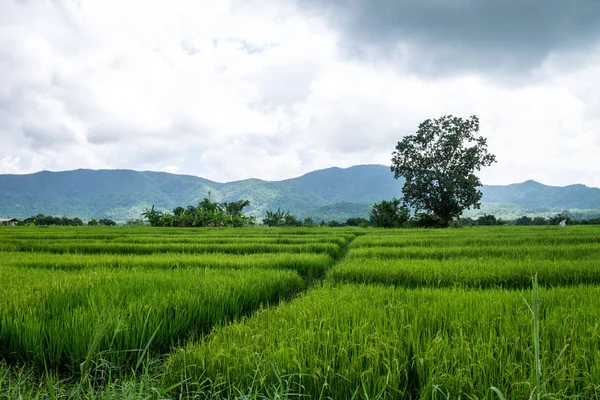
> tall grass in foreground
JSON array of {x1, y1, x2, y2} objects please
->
[
  {"x1": 167, "y1": 284, "x2": 600, "y2": 399},
  {"x1": 0, "y1": 266, "x2": 303, "y2": 374}
]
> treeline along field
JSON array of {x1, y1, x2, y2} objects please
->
[{"x1": 1, "y1": 225, "x2": 600, "y2": 398}]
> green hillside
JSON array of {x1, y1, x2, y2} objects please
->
[
  {"x1": 1, "y1": 165, "x2": 599, "y2": 222},
  {"x1": 219, "y1": 179, "x2": 330, "y2": 218},
  {"x1": 280, "y1": 164, "x2": 403, "y2": 203}
]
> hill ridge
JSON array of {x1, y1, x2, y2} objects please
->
[{"x1": 1, "y1": 165, "x2": 599, "y2": 221}]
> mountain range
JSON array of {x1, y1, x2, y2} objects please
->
[{"x1": 1, "y1": 165, "x2": 599, "y2": 222}]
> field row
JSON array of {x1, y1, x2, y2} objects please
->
[
  {"x1": 345, "y1": 243, "x2": 600, "y2": 260},
  {"x1": 350, "y1": 231, "x2": 600, "y2": 248},
  {"x1": 0, "y1": 226, "x2": 359, "y2": 239},
  {"x1": 0, "y1": 241, "x2": 344, "y2": 257},
  {"x1": 0, "y1": 266, "x2": 303, "y2": 372},
  {"x1": 329, "y1": 257, "x2": 600, "y2": 288},
  {"x1": 0, "y1": 252, "x2": 333, "y2": 278},
  {"x1": 0, "y1": 236, "x2": 350, "y2": 245}
]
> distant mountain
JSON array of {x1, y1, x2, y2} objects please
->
[
  {"x1": 280, "y1": 164, "x2": 403, "y2": 203},
  {"x1": 480, "y1": 180, "x2": 600, "y2": 210},
  {"x1": 1, "y1": 165, "x2": 599, "y2": 222},
  {"x1": 0, "y1": 169, "x2": 220, "y2": 221}
]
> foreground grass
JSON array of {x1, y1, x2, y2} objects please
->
[
  {"x1": 167, "y1": 284, "x2": 600, "y2": 399},
  {"x1": 0, "y1": 267, "x2": 303, "y2": 373}
]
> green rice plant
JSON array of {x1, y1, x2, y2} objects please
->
[
  {"x1": 0, "y1": 266, "x2": 303, "y2": 374},
  {"x1": 109, "y1": 236, "x2": 350, "y2": 246},
  {"x1": 328, "y1": 257, "x2": 600, "y2": 288},
  {"x1": 346, "y1": 243, "x2": 600, "y2": 260},
  {"x1": 351, "y1": 233, "x2": 600, "y2": 249},
  {"x1": 1, "y1": 241, "x2": 342, "y2": 258},
  {"x1": 0, "y1": 252, "x2": 334, "y2": 279},
  {"x1": 167, "y1": 284, "x2": 600, "y2": 399},
  {"x1": 0, "y1": 226, "x2": 359, "y2": 239}
]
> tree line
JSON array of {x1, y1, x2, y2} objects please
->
[
  {"x1": 367, "y1": 203, "x2": 600, "y2": 228},
  {"x1": 16, "y1": 214, "x2": 117, "y2": 226},
  {"x1": 7, "y1": 208, "x2": 600, "y2": 229},
  {"x1": 141, "y1": 198, "x2": 255, "y2": 227}
]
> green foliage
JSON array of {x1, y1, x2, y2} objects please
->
[
  {"x1": 22, "y1": 214, "x2": 84, "y2": 226},
  {"x1": 263, "y1": 208, "x2": 302, "y2": 227},
  {"x1": 514, "y1": 215, "x2": 533, "y2": 226},
  {"x1": 125, "y1": 218, "x2": 145, "y2": 226},
  {"x1": 391, "y1": 115, "x2": 497, "y2": 226},
  {"x1": 284, "y1": 213, "x2": 302, "y2": 227},
  {"x1": 89, "y1": 218, "x2": 116, "y2": 226},
  {"x1": 303, "y1": 217, "x2": 315, "y2": 227},
  {"x1": 477, "y1": 214, "x2": 501, "y2": 226},
  {"x1": 344, "y1": 217, "x2": 370, "y2": 227},
  {"x1": 142, "y1": 198, "x2": 254, "y2": 227},
  {"x1": 224, "y1": 199, "x2": 251, "y2": 216},
  {"x1": 410, "y1": 212, "x2": 445, "y2": 228},
  {"x1": 369, "y1": 198, "x2": 409, "y2": 228},
  {"x1": 263, "y1": 208, "x2": 286, "y2": 226}
]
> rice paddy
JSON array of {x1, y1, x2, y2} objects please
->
[{"x1": 1, "y1": 225, "x2": 600, "y2": 399}]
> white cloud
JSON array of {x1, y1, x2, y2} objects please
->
[{"x1": 0, "y1": 0, "x2": 599, "y2": 188}]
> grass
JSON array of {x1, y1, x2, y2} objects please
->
[
  {"x1": 328, "y1": 257, "x2": 600, "y2": 288},
  {"x1": 346, "y1": 243, "x2": 600, "y2": 260},
  {"x1": 0, "y1": 241, "x2": 343, "y2": 258},
  {"x1": 0, "y1": 266, "x2": 303, "y2": 373},
  {"x1": 167, "y1": 284, "x2": 600, "y2": 399},
  {"x1": 0, "y1": 252, "x2": 334, "y2": 279}
]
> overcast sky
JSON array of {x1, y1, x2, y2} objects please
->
[{"x1": 1, "y1": 0, "x2": 600, "y2": 187}]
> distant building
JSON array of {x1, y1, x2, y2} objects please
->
[{"x1": 0, "y1": 218, "x2": 19, "y2": 226}]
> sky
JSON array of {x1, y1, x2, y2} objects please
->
[{"x1": 1, "y1": 0, "x2": 600, "y2": 187}]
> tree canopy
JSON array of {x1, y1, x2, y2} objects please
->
[
  {"x1": 141, "y1": 198, "x2": 255, "y2": 227},
  {"x1": 370, "y1": 198, "x2": 410, "y2": 228},
  {"x1": 391, "y1": 115, "x2": 496, "y2": 226}
]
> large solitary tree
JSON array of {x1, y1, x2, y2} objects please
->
[{"x1": 391, "y1": 115, "x2": 496, "y2": 226}]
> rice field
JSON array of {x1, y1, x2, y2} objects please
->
[{"x1": 1, "y1": 225, "x2": 600, "y2": 399}]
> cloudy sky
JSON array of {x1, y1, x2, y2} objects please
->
[{"x1": 1, "y1": 0, "x2": 600, "y2": 187}]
